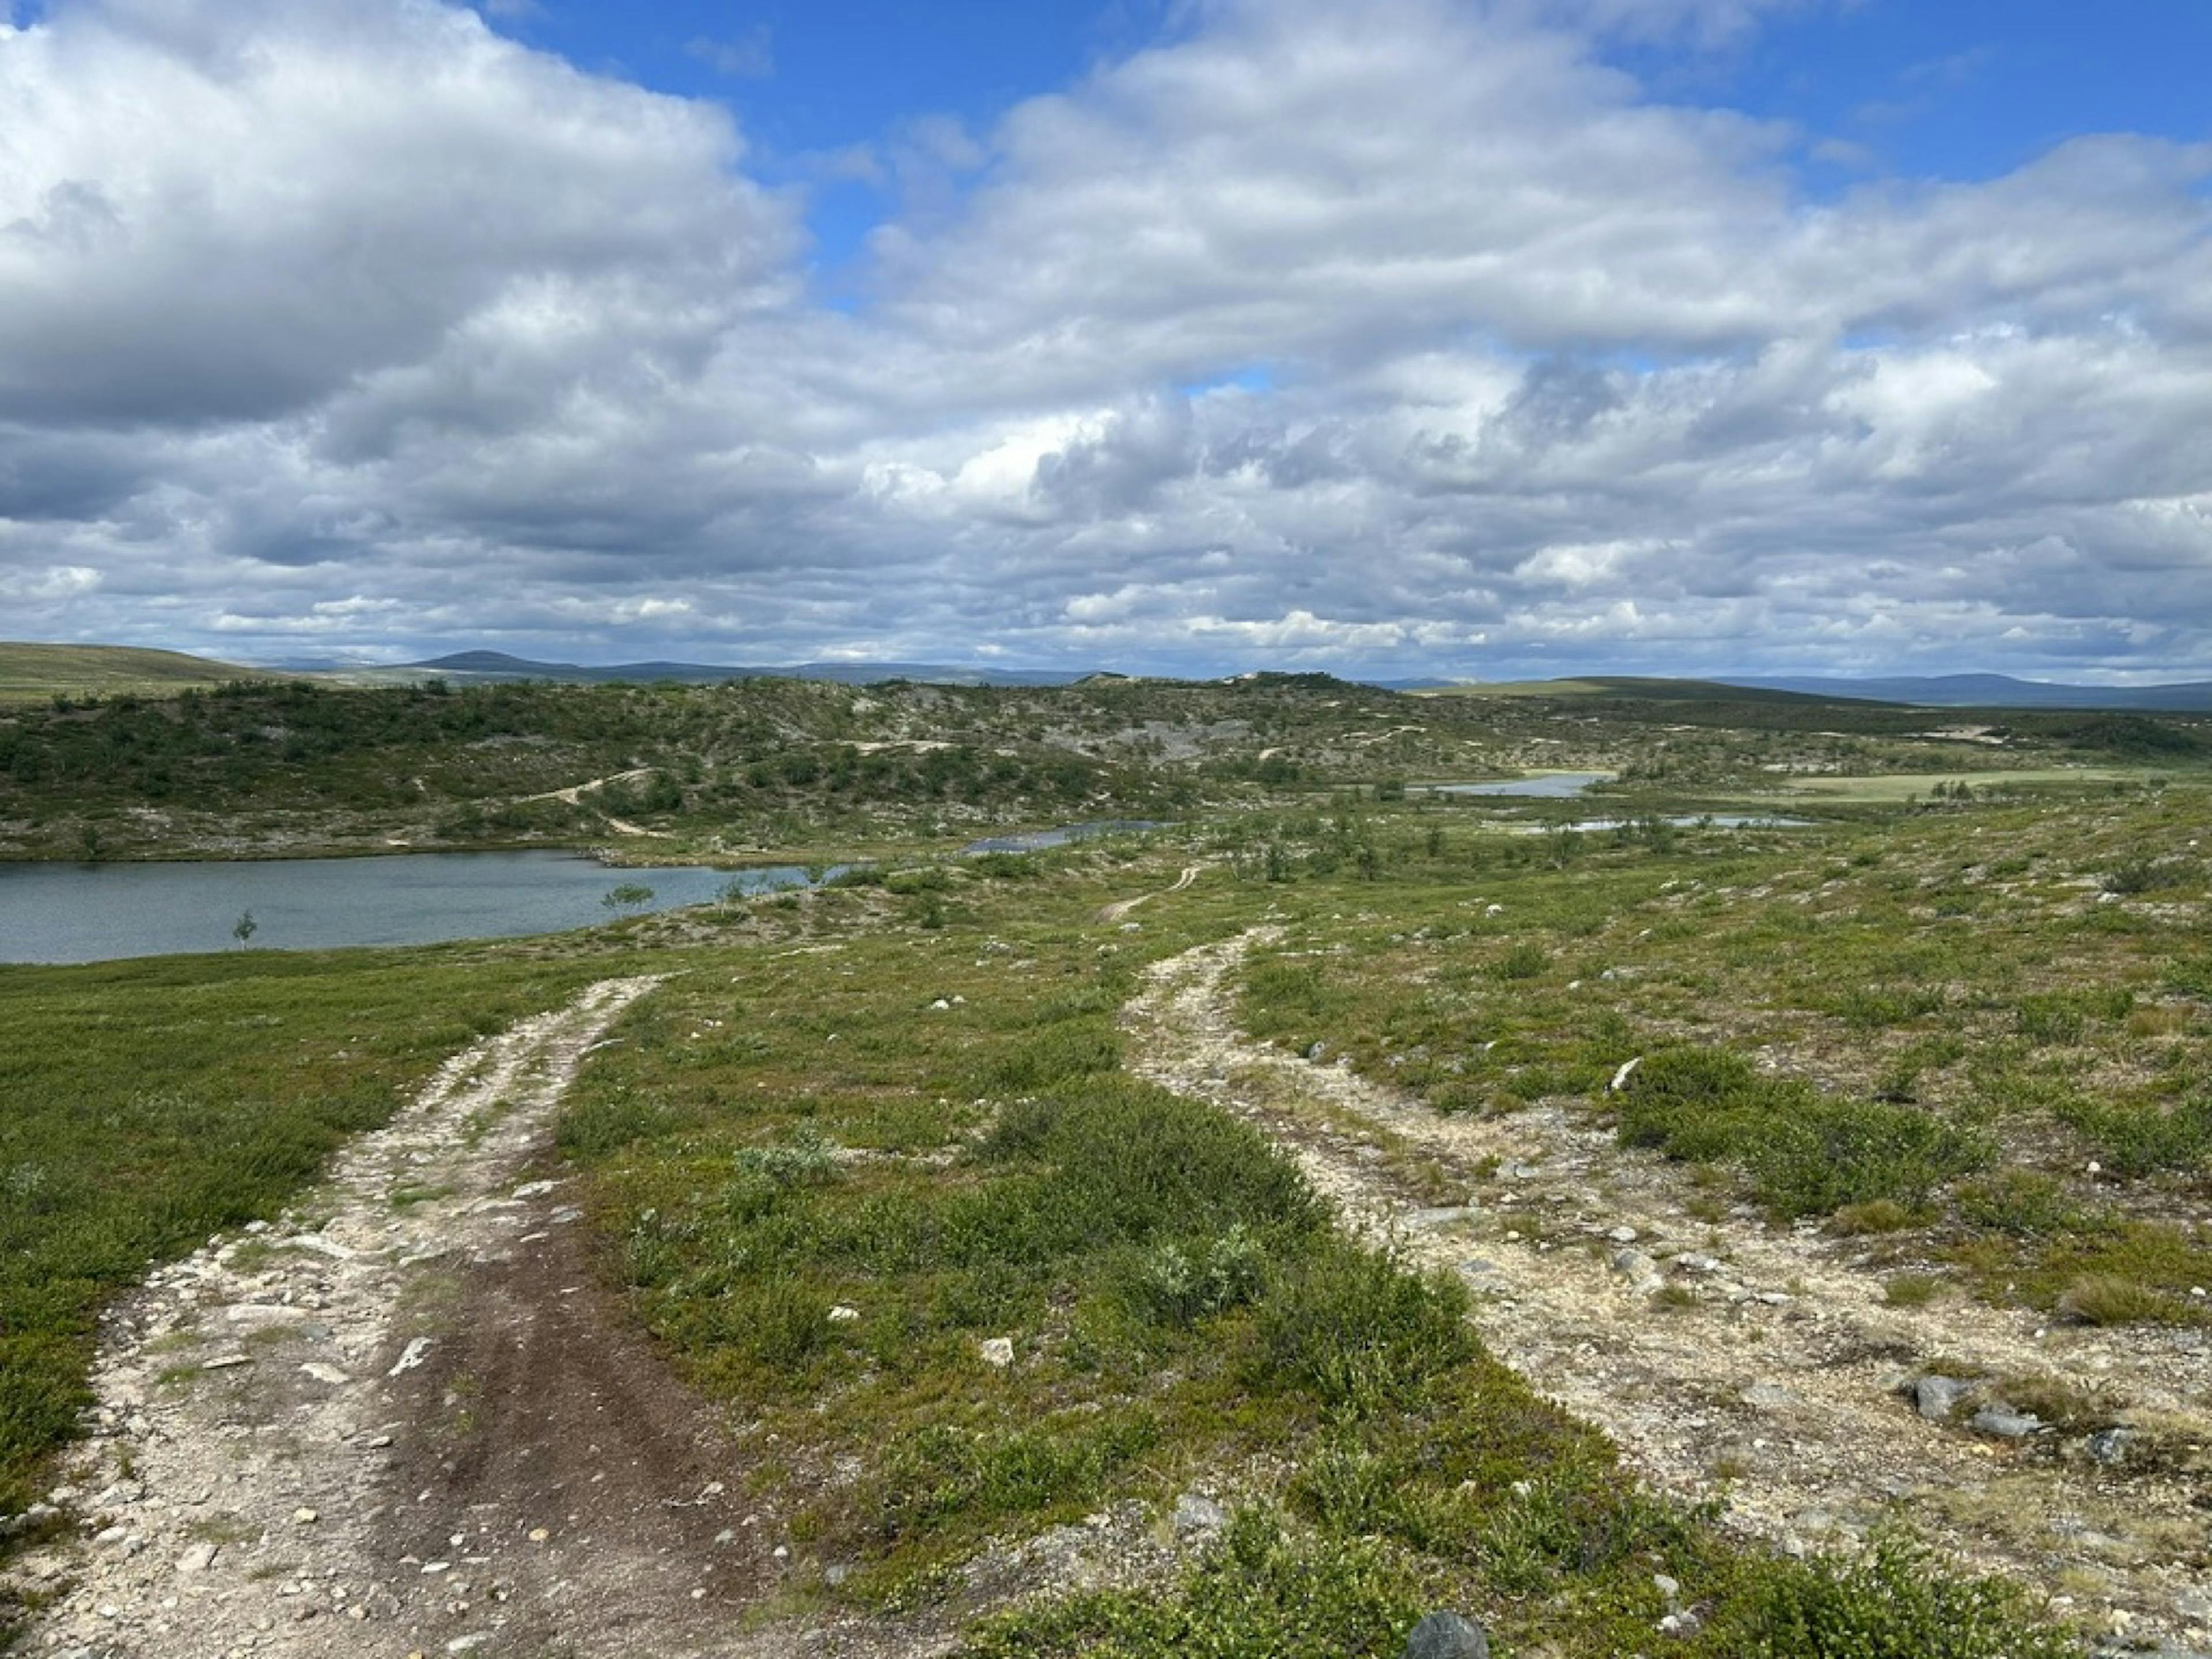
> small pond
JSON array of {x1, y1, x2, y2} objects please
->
[
  {"x1": 0, "y1": 851, "x2": 817, "y2": 966},
  {"x1": 962, "y1": 819, "x2": 1166, "y2": 855},
  {"x1": 1421, "y1": 772, "x2": 1615, "y2": 798}
]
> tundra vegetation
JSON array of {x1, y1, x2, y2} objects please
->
[{"x1": 7, "y1": 669, "x2": 2209, "y2": 1652}]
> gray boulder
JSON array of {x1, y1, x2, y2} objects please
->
[
  {"x1": 1913, "y1": 1374, "x2": 1973, "y2": 1421},
  {"x1": 1403, "y1": 1611, "x2": 1490, "y2": 1659}
]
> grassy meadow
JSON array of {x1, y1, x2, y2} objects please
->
[{"x1": 13, "y1": 671, "x2": 2211, "y2": 1652}]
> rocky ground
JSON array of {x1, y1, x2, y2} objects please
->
[{"x1": 1126, "y1": 930, "x2": 2212, "y2": 1656}]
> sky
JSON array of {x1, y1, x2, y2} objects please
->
[{"x1": 0, "y1": 0, "x2": 2207, "y2": 680}]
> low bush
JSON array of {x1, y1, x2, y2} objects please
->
[
  {"x1": 1248, "y1": 1243, "x2": 1476, "y2": 1416},
  {"x1": 1618, "y1": 1048, "x2": 1988, "y2": 1218}
]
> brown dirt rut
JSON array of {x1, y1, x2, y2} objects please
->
[{"x1": 7, "y1": 975, "x2": 794, "y2": 1659}]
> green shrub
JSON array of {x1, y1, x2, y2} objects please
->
[
  {"x1": 959, "y1": 1507, "x2": 1426, "y2": 1659},
  {"x1": 1131, "y1": 1225, "x2": 1270, "y2": 1326},
  {"x1": 1249, "y1": 1243, "x2": 1476, "y2": 1416},
  {"x1": 1955, "y1": 1170, "x2": 2094, "y2": 1237},
  {"x1": 1734, "y1": 1531, "x2": 2083, "y2": 1658},
  {"x1": 982, "y1": 1019, "x2": 1123, "y2": 1093},
  {"x1": 1619, "y1": 1048, "x2": 1988, "y2": 1218},
  {"x1": 2055, "y1": 1097, "x2": 2212, "y2": 1177},
  {"x1": 1491, "y1": 942, "x2": 1548, "y2": 982},
  {"x1": 876, "y1": 1411, "x2": 1161, "y2": 1539}
]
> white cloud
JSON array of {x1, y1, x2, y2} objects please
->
[{"x1": 3, "y1": 0, "x2": 2212, "y2": 679}]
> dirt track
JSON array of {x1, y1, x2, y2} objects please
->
[
  {"x1": 1126, "y1": 930, "x2": 2212, "y2": 1652},
  {"x1": 4, "y1": 976, "x2": 801, "y2": 1659}
]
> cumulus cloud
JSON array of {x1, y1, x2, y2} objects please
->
[{"x1": 3, "y1": 0, "x2": 2211, "y2": 677}]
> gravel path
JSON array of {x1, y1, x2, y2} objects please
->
[
  {"x1": 5, "y1": 976, "x2": 746, "y2": 1659},
  {"x1": 1127, "y1": 930, "x2": 2212, "y2": 1653}
]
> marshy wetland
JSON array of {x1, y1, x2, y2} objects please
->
[{"x1": 3, "y1": 669, "x2": 2210, "y2": 1657}]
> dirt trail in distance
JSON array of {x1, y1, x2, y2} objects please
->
[
  {"x1": 1127, "y1": 930, "x2": 2212, "y2": 1653},
  {"x1": 515, "y1": 769, "x2": 660, "y2": 838},
  {"x1": 7, "y1": 974, "x2": 817, "y2": 1659},
  {"x1": 1095, "y1": 863, "x2": 1202, "y2": 925}
]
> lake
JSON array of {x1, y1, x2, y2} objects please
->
[
  {"x1": 1421, "y1": 771, "x2": 1615, "y2": 797},
  {"x1": 961, "y1": 819, "x2": 1166, "y2": 854},
  {"x1": 0, "y1": 851, "x2": 818, "y2": 965}
]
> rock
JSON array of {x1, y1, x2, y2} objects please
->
[
  {"x1": 293, "y1": 1506, "x2": 319, "y2": 1525},
  {"x1": 1407, "y1": 1205, "x2": 1479, "y2": 1229},
  {"x1": 2176, "y1": 1587, "x2": 2212, "y2": 1627},
  {"x1": 1172, "y1": 1492, "x2": 1226, "y2": 1538},
  {"x1": 827, "y1": 1305, "x2": 862, "y2": 1324},
  {"x1": 1969, "y1": 1407, "x2": 2043, "y2": 1439},
  {"x1": 930, "y1": 998, "x2": 951, "y2": 1011},
  {"x1": 300, "y1": 1363, "x2": 351, "y2": 1385},
  {"x1": 224, "y1": 1304, "x2": 305, "y2": 1330},
  {"x1": 978, "y1": 1336, "x2": 1015, "y2": 1369},
  {"x1": 1653, "y1": 1572, "x2": 1681, "y2": 1601},
  {"x1": 1741, "y1": 1383, "x2": 1798, "y2": 1410},
  {"x1": 387, "y1": 1336, "x2": 433, "y2": 1377},
  {"x1": 1607, "y1": 1225, "x2": 1639, "y2": 1245},
  {"x1": 1403, "y1": 1610, "x2": 1490, "y2": 1659},
  {"x1": 1913, "y1": 1375, "x2": 1973, "y2": 1422},
  {"x1": 1305, "y1": 1041, "x2": 1328, "y2": 1062},
  {"x1": 2084, "y1": 1427, "x2": 2135, "y2": 1466},
  {"x1": 1611, "y1": 1248, "x2": 1662, "y2": 1291}
]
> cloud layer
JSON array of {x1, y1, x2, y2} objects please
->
[{"x1": 2, "y1": 0, "x2": 2209, "y2": 676}]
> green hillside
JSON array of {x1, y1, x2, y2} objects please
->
[{"x1": 0, "y1": 642, "x2": 262, "y2": 702}]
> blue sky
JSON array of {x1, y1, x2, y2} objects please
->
[
  {"x1": 2, "y1": 0, "x2": 2209, "y2": 678},
  {"x1": 486, "y1": 0, "x2": 2212, "y2": 263}
]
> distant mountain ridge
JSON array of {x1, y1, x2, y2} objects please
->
[
  {"x1": 397, "y1": 650, "x2": 1092, "y2": 688},
  {"x1": 1722, "y1": 673, "x2": 2212, "y2": 712}
]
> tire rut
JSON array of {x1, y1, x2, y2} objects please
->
[
  {"x1": 1127, "y1": 930, "x2": 2212, "y2": 1652},
  {"x1": 5, "y1": 975, "x2": 785, "y2": 1659}
]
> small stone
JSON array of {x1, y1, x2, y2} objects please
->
[
  {"x1": 1402, "y1": 1610, "x2": 1490, "y2": 1659},
  {"x1": 978, "y1": 1336, "x2": 1015, "y2": 1369},
  {"x1": 176, "y1": 1543, "x2": 218, "y2": 1574},
  {"x1": 1611, "y1": 1248, "x2": 1660, "y2": 1285},
  {"x1": 300, "y1": 1363, "x2": 351, "y2": 1386},
  {"x1": 772, "y1": 1544, "x2": 790, "y2": 1561},
  {"x1": 294, "y1": 1507, "x2": 319, "y2": 1525},
  {"x1": 1913, "y1": 1375, "x2": 1972, "y2": 1422},
  {"x1": 827, "y1": 1305, "x2": 861, "y2": 1324},
  {"x1": 1969, "y1": 1407, "x2": 2042, "y2": 1439},
  {"x1": 1741, "y1": 1383, "x2": 1798, "y2": 1410},
  {"x1": 930, "y1": 998, "x2": 951, "y2": 1011},
  {"x1": 2084, "y1": 1428, "x2": 2135, "y2": 1466},
  {"x1": 1607, "y1": 1225, "x2": 1639, "y2": 1245},
  {"x1": 528, "y1": 1527, "x2": 551, "y2": 1543},
  {"x1": 1654, "y1": 1572, "x2": 1681, "y2": 1601},
  {"x1": 1172, "y1": 1492, "x2": 1226, "y2": 1537},
  {"x1": 387, "y1": 1337, "x2": 433, "y2": 1378}
]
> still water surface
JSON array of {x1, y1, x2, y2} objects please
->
[
  {"x1": 1421, "y1": 771, "x2": 1615, "y2": 797},
  {"x1": 0, "y1": 851, "x2": 815, "y2": 965}
]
